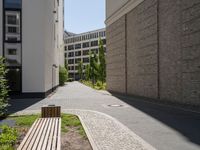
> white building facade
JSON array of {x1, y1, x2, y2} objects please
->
[
  {"x1": 0, "y1": 0, "x2": 64, "y2": 98},
  {"x1": 64, "y1": 28, "x2": 106, "y2": 80}
]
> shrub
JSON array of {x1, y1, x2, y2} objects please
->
[
  {"x1": 59, "y1": 66, "x2": 67, "y2": 86},
  {"x1": 0, "y1": 125, "x2": 18, "y2": 147},
  {"x1": 0, "y1": 57, "x2": 9, "y2": 117}
]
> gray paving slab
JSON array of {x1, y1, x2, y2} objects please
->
[{"x1": 8, "y1": 81, "x2": 200, "y2": 150}]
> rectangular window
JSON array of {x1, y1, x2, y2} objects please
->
[
  {"x1": 91, "y1": 40, "x2": 98, "y2": 47},
  {"x1": 68, "y1": 59, "x2": 74, "y2": 64},
  {"x1": 5, "y1": 0, "x2": 22, "y2": 9},
  {"x1": 75, "y1": 51, "x2": 81, "y2": 56},
  {"x1": 102, "y1": 39, "x2": 106, "y2": 45},
  {"x1": 8, "y1": 49, "x2": 17, "y2": 55},
  {"x1": 7, "y1": 37, "x2": 17, "y2": 42},
  {"x1": 7, "y1": 26, "x2": 17, "y2": 33},
  {"x1": 65, "y1": 46, "x2": 67, "y2": 51},
  {"x1": 7, "y1": 15, "x2": 17, "y2": 24},
  {"x1": 75, "y1": 43, "x2": 81, "y2": 49},
  {"x1": 83, "y1": 57, "x2": 89, "y2": 63},
  {"x1": 68, "y1": 52, "x2": 74, "y2": 57},
  {"x1": 68, "y1": 45, "x2": 74, "y2": 50},
  {"x1": 75, "y1": 58, "x2": 81, "y2": 64},
  {"x1": 83, "y1": 50, "x2": 89, "y2": 56},
  {"x1": 82, "y1": 42, "x2": 89, "y2": 48}
]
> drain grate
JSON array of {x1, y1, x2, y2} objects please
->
[{"x1": 108, "y1": 104, "x2": 124, "y2": 107}]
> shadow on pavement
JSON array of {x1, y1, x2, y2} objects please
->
[
  {"x1": 7, "y1": 98, "x2": 43, "y2": 115},
  {"x1": 112, "y1": 93, "x2": 200, "y2": 146}
]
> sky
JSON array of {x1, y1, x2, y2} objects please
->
[{"x1": 64, "y1": 0, "x2": 105, "y2": 34}]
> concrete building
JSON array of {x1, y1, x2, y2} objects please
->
[
  {"x1": 64, "y1": 29, "x2": 106, "y2": 80},
  {"x1": 0, "y1": 0, "x2": 64, "y2": 98},
  {"x1": 106, "y1": 0, "x2": 200, "y2": 106}
]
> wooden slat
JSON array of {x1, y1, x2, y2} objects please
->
[
  {"x1": 57, "y1": 118, "x2": 61, "y2": 150},
  {"x1": 17, "y1": 119, "x2": 40, "y2": 150},
  {"x1": 27, "y1": 118, "x2": 47, "y2": 150},
  {"x1": 18, "y1": 117, "x2": 61, "y2": 150},
  {"x1": 46, "y1": 118, "x2": 56, "y2": 150},
  {"x1": 52, "y1": 118, "x2": 59, "y2": 150},
  {"x1": 32, "y1": 118, "x2": 50, "y2": 150},
  {"x1": 41, "y1": 118, "x2": 53, "y2": 150}
]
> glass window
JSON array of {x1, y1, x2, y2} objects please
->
[
  {"x1": 102, "y1": 39, "x2": 106, "y2": 45},
  {"x1": 68, "y1": 45, "x2": 74, "y2": 50},
  {"x1": 7, "y1": 27, "x2": 17, "y2": 33},
  {"x1": 75, "y1": 58, "x2": 81, "y2": 64},
  {"x1": 83, "y1": 58, "x2": 89, "y2": 63},
  {"x1": 91, "y1": 40, "x2": 98, "y2": 47},
  {"x1": 75, "y1": 51, "x2": 81, "y2": 56},
  {"x1": 7, "y1": 15, "x2": 17, "y2": 24},
  {"x1": 83, "y1": 50, "x2": 89, "y2": 56},
  {"x1": 83, "y1": 42, "x2": 89, "y2": 48},
  {"x1": 68, "y1": 59, "x2": 74, "y2": 64},
  {"x1": 75, "y1": 43, "x2": 81, "y2": 49},
  {"x1": 5, "y1": 0, "x2": 21, "y2": 9},
  {"x1": 68, "y1": 52, "x2": 74, "y2": 57},
  {"x1": 8, "y1": 49, "x2": 17, "y2": 55}
]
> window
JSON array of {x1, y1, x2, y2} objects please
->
[
  {"x1": 7, "y1": 27, "x2": 17, "y2": 33},
  {"x1": 91, "y1": 49, "x2": 98, "y2": 54},
  {"x1": 82, "y1": 42, "x2": 89, "y2": 48},
  {"x1": 68, "y1": 52, "x2": 74, "y2": 57},
  {"x1": 7, "y1": 37, "x2": 17, "y2": 42},
  {"x1": 64, "y1": 53, "x2": 67, "y2": 58},
  {"x1": 83, "y1": 58, "x2": 89, "y2": 63},
  {"x1": 68, "y1": 59, "x2": 74, "y2": 64},
  {"x1": 75, "y1": 58, "x2": 81, "y2": 64},
  {"x1": 75, "y1": 43, "x2": 81, "y2": 49},
  {"x1": 64, "y1": 46, "x2": 67, "y2": 51},
  {"x1": 5, "y1": 0, "x2": 22, "y2": 9},
  {"x1": 83, "y1": 50, "x2": 89, "y2": 56},
  {"x1": 68, "y1": 45, "x2": 74, "y2": 50},
  {"x1": 8, "y1": 49, "x2": 17, "y2": 55},
  {"x1": 75, "y1": 51, "x2": 81, "y2": 56},
  {"x1": 91, "y1": 40, "x2": 98, "y2": 47},
  {"x1": 7, "y1": 15, "x2": 17, "y2": 24},
  {"x1": 102, "y1": 39, "x2": 106, "y2": 45}
]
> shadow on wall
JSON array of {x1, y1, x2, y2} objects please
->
[{"x1": 112, "y1": 93, "x2": 200, "y2": 146}]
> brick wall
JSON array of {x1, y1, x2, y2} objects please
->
[
  {"x1": 106, "y1": 0, "x2": 200, "y2": 106},
  {"x1": 127, "y1": 0, "x2": 158, "y2": 99},
  {"x1": 106, "y1": 16, "x2": 126, "y2": 94}
]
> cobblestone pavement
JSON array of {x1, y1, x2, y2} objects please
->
[
  {"x1": 12, "y1": 109, "x2": 155, "y2": 150},
  {"x1": 9, "y1": 82, "x2": 200, "y2": 150}
]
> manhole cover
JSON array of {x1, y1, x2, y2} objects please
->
[{"x1": 108, "y1": 104, "x2": 123, "y2": 107}]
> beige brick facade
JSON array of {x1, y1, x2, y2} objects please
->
[{"x1": 106, "y1": 0, "x2": 200, "y2": 106}]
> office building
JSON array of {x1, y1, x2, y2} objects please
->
[{"x1": 64, "y1": 28, "x2": 106, "y2": 80}]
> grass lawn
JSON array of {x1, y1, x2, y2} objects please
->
[
  {"x1": 0, "y1": 114, "x2": 87, "y2": 150},
  {"x1": 81, "y1": 80, "x2": 106, "y2": 90}
]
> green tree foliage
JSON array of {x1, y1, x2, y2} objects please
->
[
  {"x1": 89, "y1": 51, "x2": 99, "y2": 85},
  {"x1": 78, "y1": 61, "x2": 83, "y2": 80},
  {"x1": 0, "y1": 57, "x2": 9, "y2": 117},
  {"x1": 85, "y1": 64, "x2": 91, "y2": 81},
  {"x1": 64, "y1": 59, "x2": 69, "y2": 81},
  {"x1": 59, "y1": 66, "x2": 67, "y2": 86},
  {"x1": 98, "y1": 38, "x2": 106, "y2": 83}
]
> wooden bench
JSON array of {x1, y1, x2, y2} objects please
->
[{"x1": 17, "y1": 106, "x2": 61, "y2": 150}]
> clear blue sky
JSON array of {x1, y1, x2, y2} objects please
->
[{"x1": 64, "y1": 0, "x2": 105, "y2": 34}]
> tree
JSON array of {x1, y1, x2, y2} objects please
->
[
  {"x1": 98, "y1": 38, "x2": 106, "y2": 84},
  {"x1": 89, "y1": 51, "x2": 99, "y2": 86},
  {"x1": 64, "y1": 59, "x2": 69, "y2": 81},
  {"x1": 59, "y1": 66, "x2": 67, "y2": 86},
  {"x1": 78, "y1": 61, "x2": 83, "y2": 80},
  {"x1": 85, "y1": 64, "x2": 91, "y2": 81},
  {"x1": 0, "y1": 57, "x2": 9, "y2": 117}
]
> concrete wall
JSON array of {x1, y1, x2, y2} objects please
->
[
  {"x1": 106, "y1": 16, "x2": 126, "y2": 93},
  {"x1": 22, "y1": 0, "x2": 46, "y2": 93},
  {"x1": 0, "y1": 0, "x2": 2, "y2": 56},
  {"x1": 106, "y1": 0, "x2": 200, "y2": 106}
]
